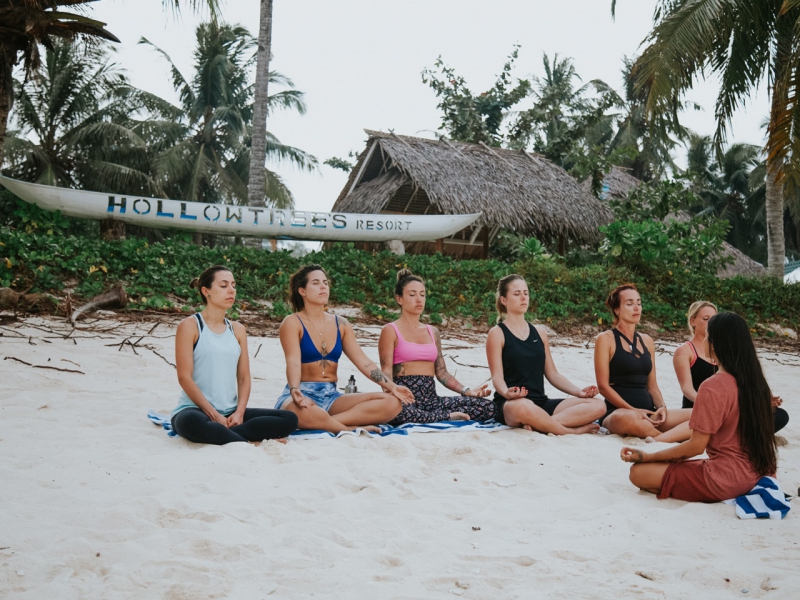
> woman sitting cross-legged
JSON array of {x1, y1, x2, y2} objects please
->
[
  {"x1": 171, "y1": 266, "x2": 298, "y2": 445},
  {"x1": 674, "y1": 300, "x2": 789, "y2": 433},
  {"x1": 378, "y1": 269, "x2": 495, "y2": 425},
  {"x1": 486, "y1": 274, "x2": 606, "y2": 435},
  {"x1": 594, "y1": 284, "x2": 691, "y2": 442},
  {"x1": 276, "y1": 264, "x2": 413, "y2": 433},
  {"x1": 621, "y1": 312, "x2": 779, "y2": 503}
]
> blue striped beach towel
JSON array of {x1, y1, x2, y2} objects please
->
[
  {"x1": 729, "y1": 477, "x2": 791, "y2": 520},
  {"x1": 147, "y1": 409, "x2": 509, "y2": 440}
]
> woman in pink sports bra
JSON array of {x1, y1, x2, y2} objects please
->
[{"x1": 377, "y1": 269, "x2": 494, "y2": 425}]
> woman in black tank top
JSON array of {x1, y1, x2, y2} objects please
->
[
  {"x1": 594, "y1": 285, "x2": 691, "y2": 441},
  {"x1": 674, "y1": 301, "x2": 789, "y2": 432},
  {"x1": 486, "y1": 275, "x2": 606, "y2": 435}
]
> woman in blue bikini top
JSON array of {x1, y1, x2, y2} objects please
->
[{"x1": 276, "y1": 264, "x2": 414, "y2": 433}]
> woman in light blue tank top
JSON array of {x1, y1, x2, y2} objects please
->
[{"x1": 171, "y1": 265, "x2": 297, "y2": 445}]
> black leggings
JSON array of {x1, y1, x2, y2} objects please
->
[
  {"x1": 171, "y1": 407, "x2": 298, "y2": 445},
  {"x1": 681, "y1": 398, "x2": 789, "y2": 434}
]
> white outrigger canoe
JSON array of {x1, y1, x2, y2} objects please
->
[{"x1": 0, "y1": 176, "x2": 479, "y2": 242}]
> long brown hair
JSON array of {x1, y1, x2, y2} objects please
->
[
  {"x1": 707, "y1": 312, "x2": 777, "y2": 476},
  {"x1": 495, "y1": 274, "x2": 526, "y2": 323},
  {"x1": 289, "y1": 264, "x2": 327, "y2": 312}
]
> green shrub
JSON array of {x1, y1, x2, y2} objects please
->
[{"x1": 1, "y1": 221, "x2": 798, "y2": 334}]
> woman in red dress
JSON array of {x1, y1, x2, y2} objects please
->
[{"x1": 620, "y1": 312, "x2": 778, "y2": 502}]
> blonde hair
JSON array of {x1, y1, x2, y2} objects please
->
[
  {"x1": 495, "y1": 274, "x2": 526, "y2": 323},
  {"x1": 687, "y1": 300, "x2": 718, "y2": 334}
]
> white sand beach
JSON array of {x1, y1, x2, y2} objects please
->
[{"x1": 1, "y1": 315, "x2": 798, "y2": 599}]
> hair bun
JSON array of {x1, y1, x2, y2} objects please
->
[
  {"x1": 189, "y1": 277, "x2": 200, "y2": 289},
  {"x1": 396, "y1": 268, "x2": 414, "y2": 282}
]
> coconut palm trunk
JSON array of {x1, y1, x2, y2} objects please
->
[
  {"x1": 0, "y1": 58, "x2": 11, "y2": 168},
  {"x1": 765, "y1": 52, "x2": 788, "y2": 279},
  {"x1": 247, "y1": 0, "x2": 273, "y2": 207},
  {"x1": 764, "y1": 160, "x2": 786, "y2": 278}
]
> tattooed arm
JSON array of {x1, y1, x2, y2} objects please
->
[
  {"x1": 341, "y1": 318, "x2": 414, "y2": 403},
  {"x1": 433, "y1": 327, "x2": 491, "y2": 397},
  {"x1": 432, "y1": 327, "x2": 464, "y2": 392}
]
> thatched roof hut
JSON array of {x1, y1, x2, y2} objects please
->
[
  {"x1": 331, "y1": 130, "x2": 612, "y2": 258},
  {"x1": 581, "y1": 166, "x2": 642, "y2": 200}
]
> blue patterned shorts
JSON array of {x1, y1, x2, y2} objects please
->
[{"x1": 275, "y1": 382, "x2": 343, "y2": 412}]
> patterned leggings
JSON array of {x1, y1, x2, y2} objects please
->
[{"x1": 390, "y1": 375, "x2": 495, "y2": 426}]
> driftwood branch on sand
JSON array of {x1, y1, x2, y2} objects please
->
[
  {"x1": 3, "y1": 356, "x2": 85, "y2": 375},
  {"x1": 0, "y1": 288, "x2": 59, "y2": 312},
  {"x1": 70, "y1": 283, "x2": 128, "y2": 326}
]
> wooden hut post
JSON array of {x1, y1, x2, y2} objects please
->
[
  {"x1": 482, "y1": 226, "x2": 489, "y2": 259},
  {"x1": 435, "y1": 238, "x2": 444, "y2": 254}
]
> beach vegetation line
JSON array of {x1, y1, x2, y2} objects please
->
[{"x1": 2, "y1": 190, "x2": 798, "y2": 335}]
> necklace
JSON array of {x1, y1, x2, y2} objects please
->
[
  {"x1": 301, "y1": 311, "x2": 331, "y2": 375},
  {"x1": 505, "y1": 319, "x2": 529, "y2": 340}
]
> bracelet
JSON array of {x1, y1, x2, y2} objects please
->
[
  {"x1": 289, "y1": 386, "x2": 299, "y2": 393},
  {"x1": 461, "y1": 386, "x2": 470, "y2": 396}
]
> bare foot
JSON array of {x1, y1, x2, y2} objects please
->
[
  {"x1": 275, "y1": 438, "x2": 288, "y2": 444},
  {"x1": 522, "y1": 424, "x2": 533, "y2": 431},
  {"x1": 449, "y1": 412, "x2": 470, "y2": 421},
  {"x1": 570, "y1": 423, "x2": 600, "y2": 435},
  {"x1": 645, "y1": 436, "x2": 656, "y2": 443},
  {"x1": 249, "y1": 441, "x2": 263, "y2": 447},
  {"x1": 359, "y1": 425, "x2": 382, "y2": 434}
]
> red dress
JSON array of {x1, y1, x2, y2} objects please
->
[{"x1": 658, "y1": 372, "x2": 761, "y2": 502}]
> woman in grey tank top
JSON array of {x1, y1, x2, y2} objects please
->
[{"x1": 171, "y1": 266, "x2": 298, "y2": 445}]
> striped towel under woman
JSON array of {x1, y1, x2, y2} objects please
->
[{"x1": 733, "y1": 477, "x2": 791, "y2": 520}]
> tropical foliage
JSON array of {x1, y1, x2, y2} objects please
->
[
  {"x1": 3, "y1": 190, "x2": 799, "y2": 333},
  {"x1": 683, "y1": 134, "x2": 768, "y2": 262},
  {"x1": 141, "y1": 22, "x2": 316, "y2": 209},
  {"x1": 3, "y1": 21, "x2": 316, "y2": 222},
  {"x1": 422, "y1": 48, "x2": 685, "y2": 193},
  {"x1": 0, "y1": 0, "x2": 221, "y2": 167},
  {"x1": 3, "y1": 40, "x2": 159, "y2": 197},
  {"x1": 600, "y1": 180, "x2": 731, "y2": 276},
  {"x1": 622, "y1": 0, "x2": 800, "y2": 276}
]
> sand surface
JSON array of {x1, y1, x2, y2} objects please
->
[{"x1": 1, "y1": 314, "x2": 798, "y2": 599}]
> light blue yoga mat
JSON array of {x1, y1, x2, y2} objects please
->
[{"x1": 147, "y1": 409, "x2": 509, "y2": 440}]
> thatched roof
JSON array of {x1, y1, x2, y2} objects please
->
[
  {"x1": 333, "y1": 130, "x2": 612, "y2": 244},
  {"x1": 581, "y1": 166, "x2": 642, "y2": 200}
]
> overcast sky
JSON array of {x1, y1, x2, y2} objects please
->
[{"x1": 86, "y1": 0, "x2": 771, "y2": 212}]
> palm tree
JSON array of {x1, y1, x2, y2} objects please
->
[
  {"x1": 0, "y1": 1, "x2": 221, "y2": 169},
  {"x1": 620, "y1": 0, "x2": 797, "y2": 277},
  {"x1": 685, "y1": 133, "x2": 767, "y2": 261},
  {"x1": 506, "y1": 54, "x2": 624, "y2": 198},
  {"x1": 606, "y1": 58, "x2": 688, "y2": 182},
  {"x1": 142, "y1": 21, "x2": 315, "y2": 210},
  {"x1": 247, "y1": 0, "x2": 273, "y2": 207},
  {"x1": 3, "y1": 39, "x2": 159, "y2": 197}
]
